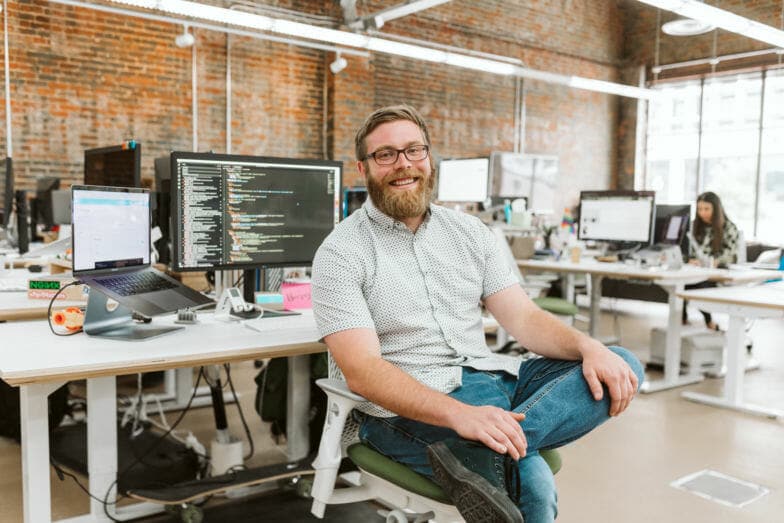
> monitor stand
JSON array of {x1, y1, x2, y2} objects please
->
[{"x1": 83, "y1": 289, "x2": 182, "y2": 341}]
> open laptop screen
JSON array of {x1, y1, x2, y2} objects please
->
[{"x1": 72, "y1": 186, "x2": 151, "y2": 274}]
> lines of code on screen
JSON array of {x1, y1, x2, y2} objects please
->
[{"x1": 177, "y1": 159, "x2": 337, "y2": 270}]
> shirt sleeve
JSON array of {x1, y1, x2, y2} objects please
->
[
  {"x1": 311, "y1": 238, "x2": 376, "y2": 339},
  {"x1": 477, "y1": 221, "x2": 519, "y2": 299},
  {"x1": 716, "y1": 220, "x2": 740, "y2": 267}
]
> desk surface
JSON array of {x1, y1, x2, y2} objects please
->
[
  {"x1": 678, "y1": 282, "x2": 784, "y2": 311},
  {"x1": 0, "y1": 311, "x2": 324, "y2": 386},
  {"x1": 518, "y1": 258, "x2": 782, "y2": 284},
  {"x1": 0, "y1": 291, "x2": 84, "y2": 321}
]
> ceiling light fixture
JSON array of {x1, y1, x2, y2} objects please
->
[
  {"x1": 661, "y1": 18, "x2": 715, "y2": 36},
  {"x1": 107, "y1": 0, "x2": 657, "y2": 99},
  {"x1": 637, "y1": 0, "x2": 784, "y2": 48},
  {"x1": 175, "y1": 24, "x2": 195, "y2": 47},
  {"x1": 357, "y1": 0, "x2": 452, "y2": 30},
  {"x1": 329, "y1": 52, "x2": 347, "y2": 74}
]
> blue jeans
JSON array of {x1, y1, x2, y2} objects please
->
[{"x1": 357, "y1": 346, "x2": 645, "y2": 523}]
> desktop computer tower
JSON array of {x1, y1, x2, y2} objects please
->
[
  {"x1": 649, "y1": 327, "x2": 724, "y2": 374},
  {"x1": 14, "y1": 190, "x2": 29, "y2": 254}
]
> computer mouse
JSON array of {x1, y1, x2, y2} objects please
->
[{"x1": 27, "y1": 264, "x2": 44, "y2": 273}]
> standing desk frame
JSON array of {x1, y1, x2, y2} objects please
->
[
  {"x1": 1, "y1": 311, "x2": 323, "y2": 523},
  {"x1": 678, "y1": 283, "x2": 784, "y2": 419},
  {"x1": 517, "y1": 259, "x2": 782, "y2": 393}
]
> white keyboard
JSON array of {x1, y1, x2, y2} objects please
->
[{"x1": 0, "y1": 277, "x2": 28, "y2": 292}]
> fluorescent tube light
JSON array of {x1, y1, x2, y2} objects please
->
[
  {"x1": 637, "y1": 0, "x2": 784, "y2": 48},
  {"x1": 371, "y1": 0, "x2": 452, "y2": 28},
  {"x1": 107, "y1": 0, "x2": 657, "y2": 99}
]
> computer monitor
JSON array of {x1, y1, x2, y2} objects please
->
[
  {"x1": 654, "y1": 203, "x2": 690, "y2": 255},
  {"x1": 84, "y1": 141, "x2": 141, "y2": 188},
  {"x1": 171, "y1": 152, "x2": 342, "y2": 272},
  {"x1": 342, "y1": 186, "x2": 367, "y2": 219},
  {"x1": 578, "y1": 190, "x2": 656, "y2": 246},
  {"x1": 437, "y1": 157, "x2": 490, "y2": 203},
  {"x1": 154, "y1": 155, "x2": 172, "y2": 264},
  {"x1": 34, "y1": 177, "x2": 61, "y2": 229},
  {"x1": 51, "y1": 189, "x2": 72, "y2": 225},
  {"x1": 1, "y1": 158, "x2": 12, "y2": 228}
]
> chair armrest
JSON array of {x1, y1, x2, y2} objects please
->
[
  {"x1": 311, "y1": 379, "x2": 366, "y2": 517},
  {"x1": 316, "y1": 378, "x2": 367, "y2": 403}
]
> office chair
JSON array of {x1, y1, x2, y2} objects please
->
[
  {"x1": 491, "y1": 226, "x2": 578, "y2": 324},
  {"x1": 311, "y1": 379, "x2": 562, "y2": 523}
]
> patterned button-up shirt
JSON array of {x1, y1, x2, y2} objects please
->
[{"x1": 311, "y1": 198, "x2": 522, "y2": 417}]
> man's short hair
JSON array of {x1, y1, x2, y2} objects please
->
[{"x1": 354, "y1": 104, "x2": 432, "y2": 162}]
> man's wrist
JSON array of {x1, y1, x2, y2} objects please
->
[{"x1": 576, "y1": 336, "x2": 605, "y2": 359}]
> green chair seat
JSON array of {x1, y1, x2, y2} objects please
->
[
  {"x1": 532, "y1": 296, "x2": 578, "y2": 317},
  {"x1": 347, "y1": 443, "x2": 562, "y2": 504}
]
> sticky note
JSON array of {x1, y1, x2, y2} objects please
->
[{"x1": 280, "y1": 282, "x2": 312, "y2": 310}]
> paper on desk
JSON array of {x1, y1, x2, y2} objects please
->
[{"x1": 281, "y1": 281, "x2": 311, "y2": 309}]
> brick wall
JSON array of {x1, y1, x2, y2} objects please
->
[{"x1": 0, "y1": 0, "x2": 627, "y2": 215}]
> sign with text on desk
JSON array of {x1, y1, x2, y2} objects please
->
[{"x1": 281, "y1": 281, "x2": 311, "y2": 309}]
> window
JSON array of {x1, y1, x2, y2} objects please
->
[{"x1": 643, "y1": 70, "x2": 782, "y2": 244}]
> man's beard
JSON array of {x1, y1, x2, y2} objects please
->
[{"x1": 366, "y1": 167, "x2": 435, "y2": 221}]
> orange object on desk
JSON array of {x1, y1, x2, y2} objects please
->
[{"x1": 52, "y1": 307, "x2": 84, "y2": 331}]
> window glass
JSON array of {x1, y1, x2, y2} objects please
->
[
  {"x1": 700, "y1": 73, "x2": 761, "y2": 237},
  {"x1": 643, "y1": 71, "x2": 781, "y2": 244},
  {"x1": 759, "y1": 69, "x2": 784, "y2": 243},
  {"x1": 645, "y1": 81, "x2": 700, "y2": 204}
]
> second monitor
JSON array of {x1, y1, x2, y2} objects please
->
[
  {"x1": 437, "y1": 157, "x2": 490, "y2": 203},
  {"x1": 171, "y1": 152, "x2": 342, "y2": 271},
  {"x1": 578, "y1": 190, "x2": 656, "y2": 247}
]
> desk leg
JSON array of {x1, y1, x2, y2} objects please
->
[
  {"x1": 20, "y1": 382, "x2": 61, "y2": 523},
  {"x1": 588, "y1": 274, "x2": 603, "y2": 338},
  {"x1": 564, "y1": 274, "x2": 575, "y2": 304},
  {"x1": 641, "y1": 283, "x2": 703, "y2": 393},
  {"x1": 286, "y1": 355, "x2": 310, "y2": 462},
  {"x1": 87, "y1": 377, "x2": 118, "y2": 520},
  {"x1": 682, "y1": 315, "x2": 783, "y2": 418}
]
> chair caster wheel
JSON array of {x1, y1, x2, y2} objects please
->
[
  {"x1": 384, "y1": 509, "x2": 409, "y2": 523},
  {"x1": 165, "y1": 504, "x2": 203, "y2": 523}
]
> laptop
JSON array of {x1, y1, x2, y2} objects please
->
[{"x1": 72, "y1": 185, "x2": 213, "y2": 316}]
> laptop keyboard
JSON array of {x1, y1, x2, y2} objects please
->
[{"x1": 96, "y1": 272, "x2": 177, "y2": 296}]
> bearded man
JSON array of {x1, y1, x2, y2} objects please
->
[{"x1": 311, "y1": 105, "x2": 643, "y2": 523}]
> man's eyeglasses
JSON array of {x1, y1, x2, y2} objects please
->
[{"x1": 364, "y1": 145, "x2": 430, "y2": 165}]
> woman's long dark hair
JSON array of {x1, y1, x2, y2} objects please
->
[{"x1": 694, "y1": 191, "x2": 727, "y2": 255}]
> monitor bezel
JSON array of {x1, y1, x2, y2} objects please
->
[
  {"x1": 1, "y1": 158, "x2": 13, "y2": 228},
  {"x1": 170, "y1": 151, "x2": 342, "y2": 272},
  {"x1": 70, "y1": 184, "x2": 152, "y2": 276},
  {"x1": 577, "y1": 190, "x2": 656, "y2": 245},
  {"x1": 84, "y1": 142, "x2": 142, "y2": 188}
]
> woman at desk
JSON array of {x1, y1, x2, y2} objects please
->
[{"x1": 683, "y1": 191, "x2": 741, "y2": 330}]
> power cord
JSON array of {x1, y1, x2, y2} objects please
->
[
  {"x1": 46, "y1": 281, "x2": 84, "y2": 336},
  {"x1": 93, "y1": 368, "x2": 205, "y2": 522}
]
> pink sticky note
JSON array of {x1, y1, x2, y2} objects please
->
[{"x1": 280, "y1": 282, "x2": 312, "y2": 310}]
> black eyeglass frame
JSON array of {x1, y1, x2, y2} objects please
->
[{"x1": 363, "y1": 144, "x2": 430, "y2": 165}]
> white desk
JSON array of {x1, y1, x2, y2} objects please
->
[
  {"x1": 678, "y1": 283, "x2": 784, "y2": 419},
  {"x1": 517, "y1": 259, "x2": 782, "y2": 394},
  {"x1": 0, "y1": 311, "x2": 324, "y2": 523}
]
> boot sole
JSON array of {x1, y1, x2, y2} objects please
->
[{"x1": 427, "y1": 441, "x2": 524, "y2": 523}]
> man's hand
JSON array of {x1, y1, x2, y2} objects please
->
[
  {"x1": 447, "y1": 405, "x2": 527, "y2": 460},
  {"x1": 581, "y1": 343, "x2": 639, "y2": 416}
]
